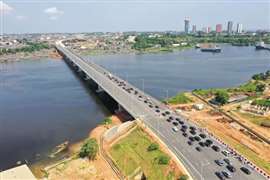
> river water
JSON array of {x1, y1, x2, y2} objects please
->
[{"x1": 0, "y1": 45, "x2": 269, "y2": 170}]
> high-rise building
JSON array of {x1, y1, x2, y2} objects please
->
[
  {"x1": 216, "y1": 24, "x2": 222, "y2": 33},
  {"x1": 207, "y1": 27, "x2": 211, "y2": 33},
  {"x1": 192, "y1": 25, "x2": 196, "y2": 33},
  {"x1": 227, "y1": 21, "x2": 233, "y2": 34},
  {"x1": 184, "y1": 18, "x2": 190, "y2": 34},
  {"x1": 236, "y1": 23, "x2": 243, "y2": 34}
]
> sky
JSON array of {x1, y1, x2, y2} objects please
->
[{"x1": 0, "y1": 0, "x2": 270, "y2": 34}]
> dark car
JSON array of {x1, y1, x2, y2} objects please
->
[
  {"x1": 195, "y1": 146, "x2": 202, "y2": 152},
  {"x1": 188, "y1": 141, "x2": 193, "y2": 145},
  {"x1": 175, "y1": 117, "x2": 180, "y2": 121},
  {"x1": 165, "y1": 111, "x2": 170, "y2": 115},
  {"x1": 240, "y1": 167, "x2": 251, "y2": 175},
  {"x1": 169, "y1": 116, "x2": 174, "y2": 120},
  {"x1": 194, "y1": 136, "x2": 201, "y2": 141},
  {"x1": 215, "y1": 172, "x2": 225, "y2": 180},
  {"x1": 199, "y1": 133, "x2": 206, "y2": 139},
  {"x1": 172, "y1": 121, "x2": 178, "y2": 126},
  {"x1": 182, "y1": 125, "x2": 188, "y2": 129},
  {"x1": 199, "y1": 141, "x2": 205, "y2": 147},
  {"x1": 227, "y1": 165, "x2": 236, "y2": 173},
  {"x1": 222, "y1": 171, "x2": 232, "y2": 178},
  {"x1": 183, "y1": 132, "x2": 188, "y2": 137},
  {"x1": 223, "y1": 158, "x2": 232, "y2": 165},
  {"x1": 190, "y1": 130, "x2": 196, "y2": 135},
  {"x1": 181, "y1": 128, "x2": 186, "y2": 132},
  {"x1": 166, "y1": 119, "x2": 171, "y2": 122},
  {"x1": 155, "y1": 109, "x2": 160, "y2": 113},
  {"x1": 178, "y1": 120, "x2": 184, "y2": 125},
  {"x1": 149, "y1": 105, "x2": 153, "y2": 108},
  {"x1": 190, "y1": 126, "x2": 196, "y2": 131},
  {"x1": 212, "y1": 145, "x2": 220, "y2": 152},
  {"x1": 155, "y1": 105, "x2": 159, "y2": 109},
  {"x1": 162, "y1": 113, "x2": 166, "y2": 116},
  {"x1": 189, "y1": 136, "x2": 195, "y2": 141}
]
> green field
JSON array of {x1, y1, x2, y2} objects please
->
[
  {"x1": 109, "y1": 127, "x2": 180, "y2": 180},
  {"x1": 166, "y1": 92, "x2": 192, "y2": 104},
  {"x1": 234, "y1": 111, "x2": 270, "y2": 126}
]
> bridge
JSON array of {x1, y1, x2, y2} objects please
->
[{"x1": 55, "y1": 41, "x2": 266, "y2": 180}]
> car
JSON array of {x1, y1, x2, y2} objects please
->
[
  {"x1": 182, "y1": 125, "x2": 188, "y2": 129},
  {"x1": 190, "y1": 130, "x2": 196, "y2": 135},
  {"x1": 212, "y1": 145, "x2": 220, "y2": 152},
  {"x1": 175, "y1": 117, "x2": 180, "y2": 121},
  {"x1": 190, "y1": 126, "x2": 196, "y2": 131},
  {"x1": 181, "y1": 128, "x2": 186, "y2": 132},
  {"x1": 223, "y1": 158, "x2": 232, "y2": 165},
  {"x1": 169, "y1": 116, "x2": 174, "y2": 120},
  {"x1": 149, "y1": 105, "x2": 153, "y2": 108},
  {"x1": 215, "y1": 172, "x2": 225, "y2": 180},
  {"x1": 182, "y1": 132, "x2": 188, "y2": 137},
  {"x1": 189, "y1": 136, "x2": 195, "y2": 141},
  {"x1": 166, "y1": 119, "x2": 171, "y2": 122},
  {"x1": 194, "y1": 136, "x2": 201, "y2": 141},
  {"x1": 195, "y1": 146, "x2": 201, "y2": 152},
  {"x1": 144, "y1": 100, "x2": 148, "y2": 103},
  {"x1": 178, "y1": 120, "x2": 184, "y2": 125},
  {"x1": 188, "y1": 141, "x2": 193, "y2": 145},
  {"x1": 162, "y1": 113, "x2": 166, "y2": 116},
  {"x1": 172, "y1": 126, "x2": 179, "y2": 132},
  {"x1": 155, "y1": 105, "x2": 159, "y2": 109},
  {"x1": 165, "y1": 111, "x2": 170, "y2": 115},
  {"x1": 172, "y1": 121, "x2": 178, "y2": 126},
  {"x1": 199, "y1": 141, "x2": 205, "y2": 147},
  {"x1": 222, "y1": 171, "x2": 232, "y2": 178},
  {"x1": 199, "y1": 133, "x2": 206, "y2": 139},
  {"x1": 155, "y1": 109, "x2": 160, "y2": 113},
  {"x1": 240, "y1": 167, "x2": 251, "y2": 175},
  {"x1": 205, "y1": 139, "x2": 213, "y2": 145},
  {"x1": 222, "y1": 150, "x2": 230, "y2": 157},
  {"x1": 226, "y1": 165, "x2": 236, "y2": 173},
  {"x1": 215, "y1": 159, "x2": 224, "y2": 166}
]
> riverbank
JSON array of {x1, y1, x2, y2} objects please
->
[
  {"x1": 0, "y1": 49, "x2": 62, "y2": 63},
  {"x1": 31, "y1": 115, "x2": 122, "y2": 179}
]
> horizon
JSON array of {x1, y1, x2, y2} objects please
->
[{"x1": 1, "y1": 0, "x2": 270, "y2": 34}]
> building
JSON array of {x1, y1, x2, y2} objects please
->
[
  {"x1": 236, "y1": 23, "x2": 243, "y2": 34},
  {"x1": 192, "y1": 25, "x2": 196, "y2": 33},
  {"x1": 184, "y1": 18, "x2": 190, "y2": 34},
  {"x1": 0, "y1": 164, "x2": 36, "y2": 180},
  {"x1": 227, "y1": 21, "x2": 233, "y2": 34},
  {"x1": 207, "y1": 27, "x2": 211, "y2": 33},
  {"x1": 216, "y1": 24, "x2": 222, "y2": 33}
]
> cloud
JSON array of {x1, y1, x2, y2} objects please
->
[
  {"x1": 44, "y1": 7, "x2": 64, "y2": 20},
  {"x1": 16, "y1": 15, "x2": 27, "y2": 20},
  {"x1": 0, "y1": 1, "x2": 14, "y2": 14}
]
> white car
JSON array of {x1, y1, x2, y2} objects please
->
[{"x1": 172, "y1": 126, "x2": 179, "y2": 132}]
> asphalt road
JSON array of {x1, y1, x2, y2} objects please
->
[{"x1": 56, "y1": 41, "x2": 267, "y2": 180}]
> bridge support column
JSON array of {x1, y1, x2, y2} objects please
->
[{"x1": 96, "y1": 85, "x2": 104, "y2": 93}]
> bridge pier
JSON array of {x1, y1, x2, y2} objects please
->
[{"x1": 96, "y1": 85, "x2": 104, "y2": 93}]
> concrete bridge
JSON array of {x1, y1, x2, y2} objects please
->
[{"x1": 55, "y1": 41, "x2": 267, "y2": 180}]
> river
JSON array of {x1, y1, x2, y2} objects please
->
[{"x1": 0, "y1": 45, "x2": 269, "y2": 170}]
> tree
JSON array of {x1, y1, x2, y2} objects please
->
[
  {"x1": 256, "y1": 84, "x2": 266, "y2": 92},
  {"x1": 158, "y1": 155, "x2": 170, "y2": 165},
  {"x1": 79, "y1": 138, "x2": 98, "y2": 160},
  {"x1": 147, "y1": 143, "x2": 159, "y2": 151},
  {"x1": 179, "y1": 175, "x2": 189, "y2": 180},
  {"x1": 214, "y1": 90, "x2": 229, "y2": 105}
]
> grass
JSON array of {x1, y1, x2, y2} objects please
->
[
  {"x1": 234, "y1": 111, "x2": 270, "y2": 126},
  {"x1": 109, "y1": 127, "x2": 176, "y2": 180},
  {"x1": 166, "y1": 92, "x2": 192, "y2": 104},
  {"x1": 101, "y1": 117, "x2": 112, "y2": 125}
]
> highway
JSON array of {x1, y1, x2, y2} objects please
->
[{"x1": 55, "y1": 41, "x2": 267, "y2": 180}]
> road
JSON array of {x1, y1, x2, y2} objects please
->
[{"x1": 55, "y1": 41, "x2": 267, "y2": 180}]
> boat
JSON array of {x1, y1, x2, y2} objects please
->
[
  {"x1": 200, "y1": 44, "x2": 221, "y2": 53},
  {"x1": 255, "y1": 41, "x2": 270, "y2": 51},
  {"x1": 48, "y1": 141, "x2": 69, "y2": 158},
  {"x1": 195, "y1": 44, "x2": 200, "y2": 48}
]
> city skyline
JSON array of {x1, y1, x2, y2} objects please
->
[{"x1": 0, "y1": 0, "x2": 270, "y2": 34}]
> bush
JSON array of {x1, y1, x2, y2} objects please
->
[
  {"x1": 101, "y1": 117, "x2": 112, "y2": 125},
  {"x1": 147, "y1": 143, "x2": 159, "y2": 151},
  {"x1": 179, "y1": 174, "x2": 189, "y2": 180},
  {"x1": 214, "y1": 90, "x2": 229, "y2": 105},
  {"x1": 158, "y1": 155, "x2": 170, "y2": 165},
  {"x1": 79, "y1": 138, "x2": 98, "y2": 160}
]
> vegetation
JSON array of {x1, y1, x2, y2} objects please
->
[
  {"x1": 79, "y1": 138, "x2": 98, "y2": 160},
  {"x1": 252, "y1": 70, "x2": 270, "y2": 81},
  {"x1": 0, "y1": 42, "x2": 50, "y2": 55},
  {"x1": 166, "y1": 93, "x2": 192, "y2": 104},
  {"x1": 235, "y1": 111, "x2": 270, "y2": 127},
  {"x1": 101, "y1": 117, "x2": 112, "y2": 125},
  {"x1": 110, "y1": 127, "x2": 178, "y2": 179},
  {"x1": 148, "y1": 143, "x2": 159, "y2": 151},
  {"x1": 158, "y1": 155, "x2": 170, "y2": 165},
  {"x1": 252, "y1": 99, "x2": 270, "y2": 107},
  {"x1": 178, "y1": 175, "x2": 189, "y2": 180},
  {"x1": 214, "y1": 90, "x2": 229, "y2": 105}
]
